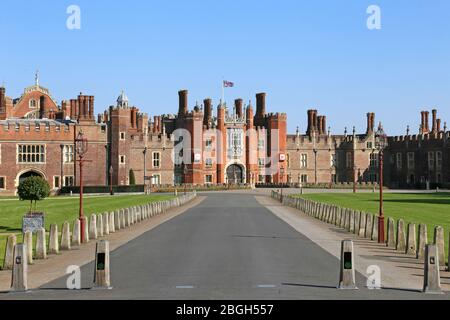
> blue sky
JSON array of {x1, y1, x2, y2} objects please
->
[{"x1": 1, "y1": 0, "x2": 449, "y2": 135}]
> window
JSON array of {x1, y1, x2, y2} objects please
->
[
  {"x1": 17, "y1": 144, "x2": 46, "y2": 163},
  {"x1": 53, "y1": 176, "x2": 60, "y2": 189},
  {"x1": 436, "y1": 151, "x2": 442, "y2": 171},
  {"x1": 205, "y1": 158, "x2": 213, "y2": 168},
  {"x1": 152, "y1": 152, "x2": 161, "y2": 168},
  {"x1": 367, "y1": 141, "x2": 373, "y2": 149},
  {"x1": 300, "y1": 154, "x2": 308, "y2": 169},
  {"x1": 63, "y1": 145, "x2": 74, "y2": 164},
  {"x1": 346, "y1": 152, "x2": 353, "y2": 169},
  {"x1": 205, "y1": 139, "x2": 213, "y2": 149},
  {"x1": 368, "y1": 173, "x2": 378, "y2": 183},
  {"x1": 0, "y1": 177, "x2": 5, "y2": 190},
  {"x1": 300, "y1": 174, "x2": 308, "y2": 183},
  {"x1": 407, "y1": 152, "x2": 415, "y2": 170},
  {"x1": 258, "y1": 175, "x2": 265, "y2": 183},
  {"x1": 205, "y1": 175, "x2": 213, "y2": 184},
  {"x1": 258, "y1": 138, "x2": 264, "y2": 150},
  {"x1": 120, "y1": 132, "x2": 125, "y2": 140},
  {"x1": 29, "y1": 99, "x2": 37, "y2": 109},
  {"x1": 152, "y1": 174, "x2": 161, "y2": 186},
  {"x1": 428, "y1": 152, "x2": 435, "y2": 170},
  {"x1": 119, "y1": 155, "x2": 126, "y2": 165},
  {"x1": 258, "y1": 158, "x2": 265, "y2": 168},
  {"x1": 64, "y1": 176, "x2": 74, "y2": 187},
  {"x1": 396, "y1": 153, "x2": 402, "y2": 170},
  {"x1": 369, "y1": 153, "x2": 378, "y2": 168}
]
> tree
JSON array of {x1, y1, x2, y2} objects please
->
[
  {"x1": 129, "y1": 169, "x2": 136, "y2": 186},
  {"x1": 17, "y1": 176, "x2": 51, "y2": 213}
]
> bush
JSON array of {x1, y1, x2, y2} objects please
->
[{"x1": 17, "y1": 176, "x2": 50, "y2": 213}]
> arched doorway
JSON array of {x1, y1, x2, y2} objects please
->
[
  {"x1": 226, "y1": 164, "x2": 244, "y2": 184},
  {"x1": 18, "y1": 170, "x2": 45, "y2": 185}
]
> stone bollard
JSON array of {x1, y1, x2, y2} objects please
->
[
  {"x1": 89, "y1": 215, "x2": 98, "y2": 240},
  {"x1": 3, "y1": 234, "x2": 17, "y2": 270},
  {"x1": 121, "y1": 209, "x2": 126, "y2": 229},
  {"x1": 423, "y1": 244, "x2": 443, "y2": 294},
  {"x1": 396, "y1": 219, "x2": 406, "y2": 252},
  {"x1": 113, "y1": 211, "x2": 120, "y2": 230},
  {"x1": 338, "y1": 240, "x2": 358, "y2": 290},
  {"x1": 23, "y1": 231, "x2": 33, "y2": 265},
  {"x1": 406, "y1": 223, "x2": 417, "y2": 256},
  {"x1": 417, "y1": 224, "x2": 428, "y2": 260},
  {"x1": 103, "y1": 213, "x2": 110, "y2": 235},
  {"x1": 125, "y1": 209, "x2": 131, "y2": 227},
  {"x1": 433, "y1": 226, "x2": 445, "y2": 268},
  {"x1": 48, "y1": 224, "x2": 59, "y2": 255},
  {"x1": 365, "y1": 214, "x2": 373, "y2": 239},
  {"x1": 349, "y1": 211, "x2": 355, "y2": 233},
  {"x1": 60, "y1": 221, "x2": 71, "y2": 251},
  {"x1": 386, "y1": 218, "x2": 396, "y2": 248},
  {"x1": 97, "y1": 214, "x2": 104, "y2": 238},
  {"x1": 358, "y1": 212, "x2": 366, "y2": 237},
  {"x1": 72, "y1": 219, "x2": 81, "y2": 247},
  {"x1": 10, "y1": 244, "x2": 28, "y2": 292},
  {"x1": 354, "y1": 211, "x2": 360, "y2": 235},
  {"x1": 35, "y1": 228, "x2": 47, "y2": 260},
  {"x1": 93, "y1": 240, "x2": 112, "y2": 289},
  {"x1": 371, "y1": 217, "x2": 379, "y2": 242},
  {"x1": 109, "y1": 212, "x2": 115, "y2": 233},
  {"x1": 83, "y1": 216, "x2": 89, "y2": 243}
]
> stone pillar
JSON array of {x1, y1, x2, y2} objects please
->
[
  {"x1": 114, "y1": 210, "x2": 121, "y2": 230},
  {"x1": 3, "y1": 234, "x2": 17, "y2": 270},
  {"x1": 423, "y1": 244, "x2": 443, "y2": 294},
  {"x1": 35, "y1": 228, "x2": 47, "y2": 260},
  {"x1": 103, "y1": 213, "x2": 110, "y2": 235},
  {"x1": 396, "y1": 219, "x2": 406, "y2": 252},
  {"x1": 89, "y1": 215, "x2": 98, "y2": 240},
  {"x1": 48, "y1": 224, "x2": 59, "y2": 255},
  {"x1": 365, "y1": 214, "x2": 373, "y2": 239},
  {"x1": 406, "y1": 223, "x2": 417, "y2": 256},
  {"x1": 72, "y1": 219, "x2": 81, "y2": 246},
  {"x1": 354, "y1": 211, "x2": 360, "y2": 235},
  {"x1": 10, "y1": 244, "x2": 28, "y2": 292},
  {"x1": 386, "y1": 218, "x2": 396, "y2": 248},
  {"x1": 109, "y1": 212, "x2": 115, "y2": 233},
  {"x1": 60, "y1": 221, "x2": 71, "y2": 251},
  {"x1": 371, "y1": 218, "x2": 379, "y2": 242},
  {"x1": 97, "y1": 214, "x2": 104, "y2": 237},
  {"x1": 358, "y1": 212, "x2": 366, "y2": 237},
  {"x1": 23, "y1": 231, "x2": 33, "y2": 265},
  {"x1": 83, "y1": 216, "x2": 89, "y2": 243},
  {"x1": 417, "y1": 224, "x2": 428, "y2": 260},
  {"x1": 94, "y1": 240, "x2": 112, "y2": 289},
  {"x1": 433, "y1": 226, "x2": 445, "y2": 268},
  {"x1": 338, "y1": 240, "x2": 358, "y2": 290}
]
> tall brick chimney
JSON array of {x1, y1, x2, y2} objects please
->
[
  {"x1": 89, "y1": 96, "x2": 95, "y2": 119},
  {"x1": 235, "y1": 99, "x2": 243, "y2": 118},
  {"x1": 437, "y1": 119, "x2": 441, "y2": 133},
  {"x1": 366, "y1": 113, "x2": 375, "y2": 135},
  {"x1": 0, "y1": 87, "x2": 5, "y2": 118},
  {"x1": 322, "y1": 116, "x2": 327, "y2": 135},
  {"x1": 307, "y1": 109, "x2": 317, "y2": 136},
  {"x1": 256, "y1": 93, "x2": 266, "y2": 117},
  {"x1": 424, "y1": 111, "x2": 430, "y2": 133},
  {"x1": 131, "y1": 107, "x2": 137, "y2": 128},
  {"x1": 432, "y1": 109, "x2": 438, "y2": 134},
  {"x1": 317, "y1": 116, "x2": 324, "y2": 135},
  {"x1": 178, "y1": 90, "x2": 188, "y2": 117},
  {"x1": 203, "y1": 98, "x2": 212, "y2": 128}
]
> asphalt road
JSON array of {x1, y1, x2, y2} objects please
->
[{"x1": 1, "y1": 193, "x2": 447, "y2": 300}]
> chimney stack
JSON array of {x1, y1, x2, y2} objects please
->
[
  {"x1": 178, "y1": 90, "x2": 188, "y2": 117},
  {"x1": 0, "y1": 87, "x2": 5, "y2": 116},
  {"x1": 432, "y1": 109, "x2": 438, "y2": 134},
  {"x1": 89, "y1": 96, "x2": 95, "y2": 119},
  {"x1": 322, "y1": 116, "x2": 327, "y2": 135},
  {"x1": 420, "y1": 111, "x2": 426, "y2": 133},
  {"x1": 256, "y1": 93, "x2": 266, "y2": 119},
  {"x1": 203, "y1": 98, "x2": 212, "y2": 127},
  {"x1": 317, "y1": 116, "x2": 324, "y2": 135},
  {"x1": 307, "y1": 110, "x2": 317, "y2": 136},
  {"x1": 437, "y1": 119, "x2": 441, "y2": 133},
  {"x1": 235, "y1": 99, "x2": 243, "y2": 118},
  {"x1": 424, "y1": 111, "x2": 430, "y2": 133},
  {"x1": 366, "y1": 113, "x2": 375, "y2": 135}
]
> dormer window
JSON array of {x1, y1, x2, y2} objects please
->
[{"x1": 29, "y1": 99, "x2": 37, "y2": 109}]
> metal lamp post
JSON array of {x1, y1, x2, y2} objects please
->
[
  {"x1": 109, "y1": 165, "x2": 114, "y2": 196},
  {"x1": 75, "y1": 130, "x2": 88, "y2": 243},
  {"x1": 375, "y1": 122, "x2": 388, "y2": 244}
]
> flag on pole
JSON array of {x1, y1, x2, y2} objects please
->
[{"x1": 223, "y1": 80, "x2": 234, "y2": 88}]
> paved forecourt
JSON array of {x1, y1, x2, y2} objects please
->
[{"x1": 0, "y1": 192, "x2": 446, "y2": 300}]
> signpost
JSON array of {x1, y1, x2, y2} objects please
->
[{"x1": 22, "y1": 213, "x2": 45, "y2": 233}]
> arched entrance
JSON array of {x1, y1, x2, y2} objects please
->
[
  {"x1": 17, "y1": 170, "x2": 45, "y2": 186},
  {"x1": 226, "y1": 164, "x2": 244, "y2": 184}
]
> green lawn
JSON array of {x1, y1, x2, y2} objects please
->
[
  {"x1": 296, "y1": 192, "x2": 450, "y2": 258},
  {"x1": 0, "y1": 194, "x2": 174, "y2": 269}
]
